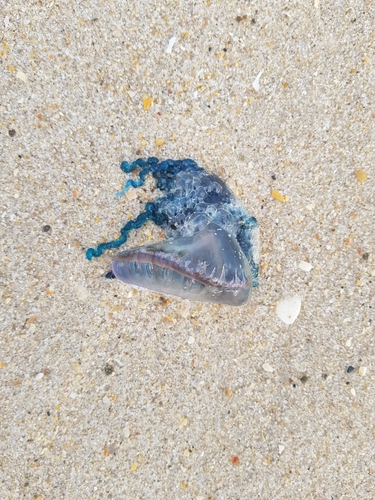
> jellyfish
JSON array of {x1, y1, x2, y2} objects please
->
[{"x1": 86, "y1": 158, "x2": 259, "y2": 306}]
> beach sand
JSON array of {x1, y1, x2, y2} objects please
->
[{"x1": 1, "y1": 1, "x2": 374, "y2": 498}]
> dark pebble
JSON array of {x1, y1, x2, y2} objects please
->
[
  {"x1": 362, "y1": 253, "x2": 369, "y2": 260},
  {"x1": 347, "y1": 366, "x2": 354, "y2": 373},
  {"x1": 103, "y1": 363, "x2": 114, "y2": 375},
  {"x1": 271, "y1": 175, "x2": 276, "y2": 180},
  {"x1": 9, "y1": 129, "x2": 16, "y2": 137},
  {"x1": 105, "y1": 270, "x2": 116, "y2": 280},
  {"x1": 42, "y1": 225, "x2": 51, "y2": 232}
]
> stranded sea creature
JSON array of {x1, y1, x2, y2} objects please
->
[{"x1": 86, "y1": 158, "x2": 259, "y2": 306}]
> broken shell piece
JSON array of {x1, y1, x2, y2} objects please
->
[
  {"x1": 276, "y1": 295, "x2": 302, "y2": 324},
  {"x1": 298, "y1": 261, "x2": 313, "y2": 272}
]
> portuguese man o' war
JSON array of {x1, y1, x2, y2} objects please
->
[{"x1": 86, "y1": 158, "x2": 259, "y2": 306}]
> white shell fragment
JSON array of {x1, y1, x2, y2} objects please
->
[
  {"x1": 262, "y1": 363, "x2": 274, "y2": 373},
  {"x1": 166, "y1": 36, "x2": 176, "y2": 54},
  {"x1": 298, "y1": 261, "x2": 313, "y2": 272},
  {"x1": 16, "y1": 71, "x2": 27, "y2": 82},
  {"x1": 252, "y1": 71, "x2": 263, "y2": 92},
  {"x1": 276, "y1": 295, "x2": 302, "y2": 324}
]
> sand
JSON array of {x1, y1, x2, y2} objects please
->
[{"x1": 1, "y1": 1, "x2": 374, "y2": 498}]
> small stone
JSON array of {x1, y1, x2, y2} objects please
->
[
  {"x1": 362, "y1": 253, "x2": 369, "y2": 260},
  {"x1": 278, "y1": 445, "x2": 285, "y2": 454},
  {"x1": 345, "y1": 338, "x2": 352, "y2": 347},
  {"x1": 123, "y1": 426, "x2": 130, "y2": 438},
  {"x1": 176, "y1": 302, "x2": 190, "y2": 318},
  {"x1": 187, "y1": 336, "x2": 195, "y2": 345},
  {"x1": 271, "y1": 189, "x2": 288, "y2": 202},
  {"x1": 9, "y1": 129, "x2": 16, "y2": 137},
  {"x1": 155, "y1": 138, "x2": 164, "y2": 147},
  {"x1": 262, "y1": 363, "x2": 274, "y2": 373},
  {"x1": 71, "y1": 362, "x2": 83, "y2": 374},
  {"x1": 358, "y1": 366, "x2": 367, "y2": 377},
  {"x1": 178, "y1": 417, "x2": 188, "y2": 428},
  {"x1": 125, "y1": 189, "x2": 138, "y2": 201},
  {"x1": 103, "y1": 362, "x2": 114, "y2": 375},
  {"x1": 356, "y1": 169, "x2": 367, "y2": 182},
  {"x1": 34, "y1": 372, "x2": 44, "y2": 380},
  {"x1": 143, "y1": 96, "x2": 153, "y2": 110},
  {"x1": 103, "y1": 396, "x2": 111, "y2": 405},
  {"x1": 351, "y1": 388, "x2": 356, "y2": 396},
  {"x1": 42, "y1": 225, "x2": 51, "y2": 232},
  {"x1": 298, "y1": 261, "x2": 313, "y2": 272},
  {"x1": 346, "y1": 366, "x2": 354, "y2": 373},
  {"x1": 276, "y1": 296, "x2": 302, "y2": 324},
  {"x1": 130, "y1": 462, "x2": 138, "y2": 471}
]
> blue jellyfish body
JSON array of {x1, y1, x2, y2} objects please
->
[{"x1": 86, "y1": 158, "x2": 259, "y2": 306}]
